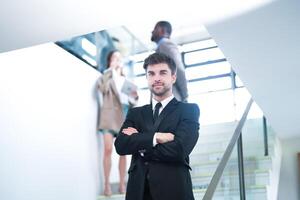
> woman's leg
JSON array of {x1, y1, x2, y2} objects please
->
[
  {"x1": 118, "y1": 104, "x2": 129, "y2": 194},
  {"x1": 103, "y1": 132, "x2": 113, "y2": 196},
  {"x1": 119, "y1": 155, "x2": 127, "y2": 194}
]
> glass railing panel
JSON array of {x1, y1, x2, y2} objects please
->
[
  {"x1": 240, "y1": 104, "x2": 270, "y2": 200},
  {"x1": 210, "y1": 144, "x2": 240, "y2": 200},
  {"x1": 191, "y1": 120, "x2": 238, "y2": 199},
  {"x1": 199, "y1": 98, "x2": 253, "y2": 200}
]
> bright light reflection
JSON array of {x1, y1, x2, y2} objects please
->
[
  {"x1": 82, "y1": 55, "x2": 96, "y2": 66},
  {"x1": 81, "y1": 38, "x2": 96, "y2": 56}
]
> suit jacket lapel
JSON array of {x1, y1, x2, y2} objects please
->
[{"x1": 153, "y1": 98, "x2": 179, "y2": 131}]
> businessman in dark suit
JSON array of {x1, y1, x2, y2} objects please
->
[
  {"x1": 151, "y1": 21, "x2": 188, "y2": 102},
  {"x1": 115, "y1": 52, "x2": 200, "y2": 200}
]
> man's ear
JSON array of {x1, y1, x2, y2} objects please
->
[
  {"x1": 172, "y1": 74, "x2": 177, "y2": 84},
  {"x1": 158, "y1": 26, "x2": 165, "y2": 36}
]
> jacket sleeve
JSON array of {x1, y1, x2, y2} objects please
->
[
  {"x1": 149, "y1": 103, "x2": 200, "y2": 162},
  {"x1": 174, "y1": 60, "x2": 188, "y2": 102},
  {"x1": 114, "y1": 108, "x2": 154, "y2": 156},
  {"x1": 159, "y1": 44, "x2": 188, "y2": 102}
]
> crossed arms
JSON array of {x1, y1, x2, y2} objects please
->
[
  {"x1": 114, "y1": 104, "x2": 200, "y2": 163},
  {"x1": 122, "y1": 127, "x2": 174, "y2": 144}
]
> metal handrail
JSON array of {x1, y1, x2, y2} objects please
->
[
  {"x1": 202, "y1": 98, "x2": 254, "y2": 200},
  {"x1": 263, "y1": 116, "x2": 269, "y2": 156}
]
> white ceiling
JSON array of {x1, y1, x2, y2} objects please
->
[{"x1": 0, "y1": 0, "x2": 272, "y2": 53}]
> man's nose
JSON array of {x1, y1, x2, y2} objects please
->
[{"x1": 154, "y1": 75, "x2": 161, "y2": 82}]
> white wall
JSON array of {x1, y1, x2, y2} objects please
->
[
  {"x1": 278, "y1": 137, "x2": 300, "y2": 200},
  {"x1": 0, "y1": 43, "x2": 101, "y2": 200},
  {"x1": 206, "y1": 0, "x2": 300, "y2": 138}
]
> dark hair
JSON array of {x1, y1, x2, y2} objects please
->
[
  {"x1": 156, "y1": 21, "x2": 172, "y2": 35},
  {"x1": 143, "y1": 52, "x2": 176, "y2": 75},
  {"x1": 106, "y1": 49, "x2": 118, "y2": 68}
]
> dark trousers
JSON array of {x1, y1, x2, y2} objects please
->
[{"x1": 143, "y1": 174, "x2": 153, "y2": 200}]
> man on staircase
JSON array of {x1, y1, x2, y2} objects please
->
[{"x1": 115, "y1": 52, "x2": 200, "y2": 200}]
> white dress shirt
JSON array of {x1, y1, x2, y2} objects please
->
[{"x1": 152, "y1": 95, "x2": 174, "y2": 146}]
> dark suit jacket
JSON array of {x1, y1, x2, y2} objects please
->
[
  {"x1": 156, "y1": 39, "x2": 189, "y2": 102},
  {"x1": 115, "y1": 98, "x2": 200, "y2": 200}
]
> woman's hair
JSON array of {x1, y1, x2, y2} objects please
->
[
  {"x1": 106, "y1": 49, "x2": 125, "y2": 76},
  {"x1": 106, "y1": 49, "x2": 119, "y2": 68}
]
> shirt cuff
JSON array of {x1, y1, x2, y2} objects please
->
[{"x1": 153, "y1": 132, "x2": 158, "y2": 146}]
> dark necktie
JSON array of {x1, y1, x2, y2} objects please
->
[{"x1": 153, "y1": 102, "x2": 162, "y2": 123}]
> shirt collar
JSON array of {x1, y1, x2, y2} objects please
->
[
  {"x1": 152, "y1": 95, "x2": 174, "y2": 112},
  {"x1": 157, "y1": 37, "x2": 168, "y2": 48}
]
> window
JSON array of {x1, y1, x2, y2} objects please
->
[{"x1": 131, "y1": 38, "x2": 259, "y2": 125}]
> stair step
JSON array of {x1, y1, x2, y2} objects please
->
[
  {"x1": 98, "y1": 185, "x2": 267, "y2": 200},
  {"x1": 192, "y1": 141, "x2": 274, "y2": 156},
  {"x1": 190, "y1": 146, "x2": 274, "y2": 164},
  {"x1": 98, "y1": 194, "x2": 125, "y2": 200},
  {"x1": 192, "y1": 170, "x2": 270, "y2": 190},
  {"x1": 191, "y1": 156, "x2": 272, "y2": 171},
  {"x1": 193, "y1": 185, "x2": 267, "y2": 200}
]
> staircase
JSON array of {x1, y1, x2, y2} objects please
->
[
  {"x1": 98, "y1": 118, "x2": 280, "y2": 200},
  {"x1": 191, "y1": 118, "x2": 279, "y2": 200}
]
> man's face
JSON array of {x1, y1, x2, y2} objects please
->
[
  {"x1": 146, "y1": 63, "x2": 176, "y2": 99},
  {"x1": 151, "y1": 25, "x2": 161, "y2": 42}
]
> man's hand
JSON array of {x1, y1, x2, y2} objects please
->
[
  {"x1": 122, "y1": 127, "x2": 138, "y2": 136},
  {"x1": 156, "y1": 132, "x2": 174, "y2": 144}
]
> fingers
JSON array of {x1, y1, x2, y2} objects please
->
[
  {"x1": 167, "y1": 133, "x2": 174, "y2": 141},
  {"x1": 122, "y1": 127, "x2": 138, "y2": 135},
  {"x1": 127, "y1": 127, "x2": 137, "y2": 132},
  {"x1": 165, "y1": 133, "x2": 174, "y2": 142},
  {"x1": 156, "y1": 132, "x2": 174, "y2": 144}
]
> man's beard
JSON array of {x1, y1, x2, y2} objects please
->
[
  {"x1": 150, "y1": 85, "x2": 171, "y2": 97},
  {"x1": 151, "y1": 34, "x2": 160, "y2": 43},
  {"x1": 151, "y1": 35, "x2": 156, "y2": 42}
]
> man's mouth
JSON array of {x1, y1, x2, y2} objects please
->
[{"x1": 153, "y1": 84, "x2": 163, "y2": 88}]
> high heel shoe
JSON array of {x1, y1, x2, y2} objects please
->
[
  {"x1": 103, "y1": 184, "x2": 112, "y2": 196},
  {"x1": 118, "y1": 184, "x2": 126, "y2": 194}
]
